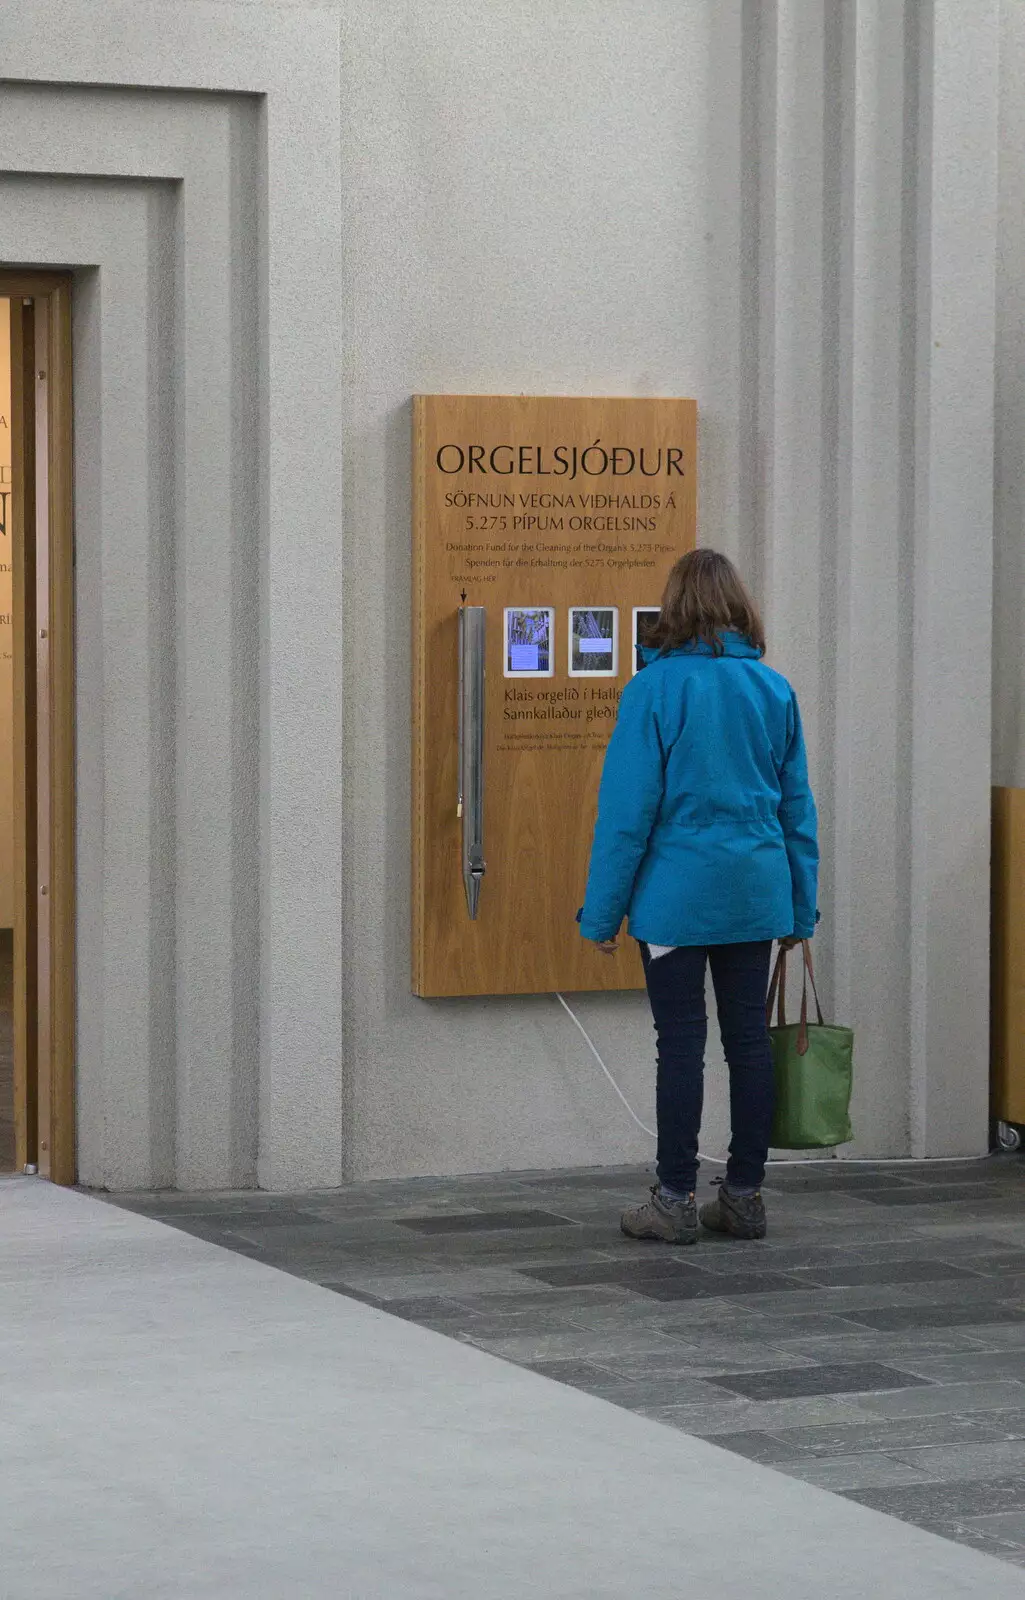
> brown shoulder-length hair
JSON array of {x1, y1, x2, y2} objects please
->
[{"x1": 643, "y1": 548, "x2": 766, "y2": 658}]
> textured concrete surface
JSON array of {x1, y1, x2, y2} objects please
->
[{"x1": 7, "y1": 1177, "x2": 1025, "y2": 1599}]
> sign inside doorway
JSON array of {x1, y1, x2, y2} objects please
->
[{"x1": 411, "y1": 394, "x2": 697, "y2": 997}]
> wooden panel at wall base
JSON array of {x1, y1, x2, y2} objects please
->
[
  {"x1": 412, "y1": 395, "x2": 697, "y2": 998},
  {"x1": 992, "y1": 787, "x2": 1025, "y2": 1125}
]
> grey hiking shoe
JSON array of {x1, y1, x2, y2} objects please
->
[
  {"x1": 699, "y1": 1181, "x2": 767, "y2": 1240},
  {"x1": 621, "y1": 1185, "x2": 698, "y2": 1246}
]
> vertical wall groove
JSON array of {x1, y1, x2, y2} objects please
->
[
  {"x1": 898, "y1": 0, "x2": 922, "y2": 1151},
  {"x1": 229, "y1": 100, "x2": 261, "y2": 1187}
]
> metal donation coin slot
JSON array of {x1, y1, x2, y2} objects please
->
[{"x1": 458, "y1": 605, "x2": 486, "y2": 919}]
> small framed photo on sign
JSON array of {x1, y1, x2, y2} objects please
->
[
  {"x1": 504, "y1": 606, "x2": 555, "y2": 677},
  {"x1": 568, "y1": 607, "x2": 618, "y2": 677},
  {"x1": 632, "y1": 607, "x2": 660, "y2": 674}
]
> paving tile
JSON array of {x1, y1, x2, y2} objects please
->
[
  {"x1": 775, "y1": 1454, "x2": 937, "y2": 1491},
  {"x1": 786, "y1": 1258, "x2": 984, "y2": 1289},
  {"x1": 893, "y1": 1351, "x2": 1025, "y2": 1384},
  {"x1": 952, "y1": 1324, "x2": 1025, "y2": 1351},
  {"x1": 110, "y1": 1195, "x2": 303, "y2": 1218},
  {"x1": 855, "y1": 1380, "x2": 1025, "y2": 1418},
  {"x1": 227, "y1": 1222, "x2": 417, "y2": 1251},
  {"x1": 585, "y1": 1346, "x2": 812, "y2": 1382},
  {"x1": 445, "y1": 1309, "x2": 587, "y2": 1341},
  {"x1": 651, "y1": 1299, "x2": 775, "y2": 1331},
  {"x1": 526, "y1": 1164, "x2": 654, "y2": 1182},
  {"x1": 917, "y1": 1519, "x2": 1025, "y2": 1558},
  {"x1": 962, "y1": 1511, "x2": 1025, "y2": 1544},
  {"x1": 722, "y1": 1240, "x2": 948, "y2": 1271},
  {"x1": 394, "y1": 1209, "x2": 578, "y2": 1234},
  {"x1": 364, "y1": 1294, "x2": 476, "y2": 1322},
  {"x1": 462, "y1": 1328, "x2": 697, "y2": 1364},
  {"x1": 601, "y1": 1340, "x2": 822, "y2": 1376},
  {"x1": 894, "y1": 1275, "x2": 1025, "y2": 1308},
  {"x1": 519, "y1": 1170, "x2": 651, "y2": 1192},
  {"x1": 705, "y1": 1362, "x2": 931, "y2": 1402},
  {"x1": 589, "y1": 1376, "x2": 737, "y2": 1410},
  {"x1": 631, "y1": 1270, "x2": 811, "y2": 1301},
  {"x1": 726, "y1": 1285, "x2": 954, "y2": 1316},
  {"x1": 693, "y1": 1310, "x2": 869, "y2": 1340},
  {"x1": 765, "y1": 1178, "x2": 921, "y2": 1196},
  {"x1": 315, "y1": 1284, "x2": 387, "y2": 1308},
  {"x1": 448, "y1": 1286, "x2": 634, "y2": 1316},
  {"x1": 767, "y1": 1412, "x2": 1025, "y2": 1457},
  {"x1": 322, "y1": 1233, "x2": 613, "y2": 1268},
  {"x1": 655, "y1": 1394, "x2": 879, "y2": 1434},
  {"x1": 843, "y1": 1474, "x2": 1025, "y2": 1522},
  {"x1": 197, "y1": 1208, "x2": 339, "y2": 1230},
  {"x1": 775, "y1": 1332, "x2": 993, "y2": 1363},
  {"x1": 318, "y1": 1267, "x2": 537, "y2": 1298},
  {"x1": 517, "y1": 1259, "x2": 703, "y2": 1289},
  {"x1": 844, "y1": 1301, "x2": 1025, "y2": 1333},
  {"x1": 854, "y1": 1186, "x2": 1003, "y2": 1206},
  {"x1": 525, "y1": 1359, "x2": 630, "y2": 1390},
  {"x1": 254, "y1": 1250, "x2": 441, "y2": 1280},
  {"x1": 679, "y1": 1428, "x2": 807, "y2": 1464},
  {"x1": 144, "y1": 1219, "x2": 266, "y2": 1253},
  {"x1": 549, "y1": 1298, "x2": 720, "y2": 1335},
  {"x1": 583, "y1": 1274, "x2": 724, "y2": 1303},
  {"x1": 952, "y1": 1251, "x2": 1025, "y2": 1276},
  {"x1": 888, "y1": 1440, "x2": 1025, "y2": 1480},
  {"x1": 895, "y1": 1161, "x2": 1024, "y2": 1184}
]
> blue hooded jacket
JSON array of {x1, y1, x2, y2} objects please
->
[{"x1": 579, "y1": 634, "x2": 819, "y2": 947}]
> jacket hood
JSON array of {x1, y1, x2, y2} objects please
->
[{"x1": 640, "y1": 631, "x2": 761, "y2": 665}]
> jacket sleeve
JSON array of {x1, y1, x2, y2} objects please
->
[
  {"x1": 779, "y1": 691, "x2": 820, "y2": 939},
  {"x1": 579, "y1": 679, "x2": 666, "y2": 941}
]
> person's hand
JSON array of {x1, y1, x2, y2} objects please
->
[
  {"x1": 778, "y1": 934, "x2": 803, "y2": 951},
  {"x1": 594, "y1": 937, "x2": 619, "y2": 956}
]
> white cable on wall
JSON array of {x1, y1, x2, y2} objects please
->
[
  {"x1": 554, "y1": 990, "x2": 994, "y2": 1169},
  {"x1": 555, "y1": 991, "x2": 657, "y2": 1138}
]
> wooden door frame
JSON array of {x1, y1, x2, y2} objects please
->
[{"x1": 4, "y1": 272, "x2": 75, "y2": 1185}]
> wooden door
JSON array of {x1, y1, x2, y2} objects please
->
[
  {"x1": 10, "y1": 298, "x2": 39, "y2": 1169},
  {"x1": 4, "y1": 275, "x2": 75, "y2": 1183}
]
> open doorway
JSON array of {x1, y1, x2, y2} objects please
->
[{"x1": 0, "y1": 277, "x2": 75, "y2": 1184}]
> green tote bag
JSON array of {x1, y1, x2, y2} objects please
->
[{"x1": 767, "y1": 942, "x2": 853, "y2": 1149}]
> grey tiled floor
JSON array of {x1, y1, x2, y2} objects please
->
[{"x1": 104, "y1": 1155, "x2": 1025, "y2": 1568}]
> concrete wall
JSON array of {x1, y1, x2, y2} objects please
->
[
  {"x1": 995, "y1": 0, "x2": 1025, "y2": 790},
  {"x1": 0, "y1": 0, "x2": 1006, "y2": 1188}
]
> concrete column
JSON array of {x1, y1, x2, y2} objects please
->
[
  {"x1": 831, "y1": 0, "x2": 913, "y2": 1154},
  {"x1": 909, "y1": 0, "x2": 999, "y2": 1154},
  {"x1": 175, "y1": 99, "x2": 261, "y2": 1189},
  {"x1": 257, "y1": 64, "x2": 346, "y2": 1189},
  {"x1": 994, "y1": 0, "x2": 1025, "y2": 791}
]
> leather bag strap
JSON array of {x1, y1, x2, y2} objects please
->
[
  {"x1": 796, "y1": 939, "x2": 824, "y2": 1055},
  {"x1": 766, "y1": 948, "x2": 788, "y2": 1029}
]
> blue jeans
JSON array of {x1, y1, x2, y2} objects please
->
[{"x1": 640, "y1": 941, "x2": 775, "y2": 1195}]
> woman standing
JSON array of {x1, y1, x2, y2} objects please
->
[{"x1": 579, "y1": 550, "x2": 818, "y2": 1243}]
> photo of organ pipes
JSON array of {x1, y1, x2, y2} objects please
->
[
  {"x1": 504, "y1": 606, "x2": 554, "y2": 677},
  {"x1": 568, "y1": 607, "x2": 618, "y2": 677},
  {"x1": 632, "y1": 607, "x2": 660, "y2": 674}
]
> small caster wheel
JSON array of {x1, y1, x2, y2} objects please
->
[{"x1": 996, "y1": 1121, "x2": 1022, "y2": 1153}]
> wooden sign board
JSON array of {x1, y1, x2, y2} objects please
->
[
  {"x1": 992, "y1": 787, "x2": 1025, "y2": 1125},
  {"x1": 412, "y1": 395, "x2": 697, "y2": 997}
]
